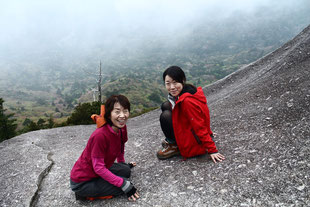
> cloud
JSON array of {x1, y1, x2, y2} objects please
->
[{"x1": 0, "y1": 0, "x2": 307, "y2": 62}]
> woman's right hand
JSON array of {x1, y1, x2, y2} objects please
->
[
  {"x1": 210, "y1": 152, "x2": 225, "y2": 163},
  {"x1": 122, "y1": 180, "x2": 139, "y2": 201},
  {"x1": 128, "y1": 191, "x2": 140, "y2": 201}
]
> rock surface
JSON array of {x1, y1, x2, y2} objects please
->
[{"x1": 1, "y1": 25, "x2": 310, "y2": 206}]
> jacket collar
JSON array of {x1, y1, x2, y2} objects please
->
[
  {"x1": 168, "y1": 84, "x2": 199, "y2": 108},
  {"x1": 177, "y1": 86, "x2": 207, "y2": 104},
  {"x1": 168, "y1": 93, "x2": 176, "y2": 109}
]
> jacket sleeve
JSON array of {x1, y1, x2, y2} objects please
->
[
  {"x1": 92, "y1": 157, "x2": 124, "y2": 187},
  {"x1": 182, "y1": 98, "x2": 218, "y2": 153}
]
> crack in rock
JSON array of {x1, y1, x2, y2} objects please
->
[{"x1": 29, "y1": 152, "x2": 54, "y2": 207}]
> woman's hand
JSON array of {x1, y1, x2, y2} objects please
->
[
  {"x1": 128, "y1": 192, "x2": 140, "y2": 201},
  {"x1": 210, "y1": 153, "x2": 225, "y2": 163},
  {"x1": 128, "y1": 162, "x2": 137, "y2": 168}
]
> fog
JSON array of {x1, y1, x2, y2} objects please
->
[
  {"x1": 1, "y1": 0, "x2": 308, "y2": 68},
  {"x1": 0, "y1": 0, "x2": 309, "y2": 125},
  {"x1": 0, "y1": 0, "x2": 274, "y2": 44}
]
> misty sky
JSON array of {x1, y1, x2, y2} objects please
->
[
  {"x1": 0, "y1": 0, "x2": 296, "y2": 50},
  {"x1": 0, "y1": 0, "x2": 308, "y2": 72}
]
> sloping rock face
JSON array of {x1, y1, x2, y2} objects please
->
[
  {"x1": 203, "y1": 25, "x2": 310, "y2": 206},
  {"x1": 1, "y1": 25, "x2": 309, "y2": 207}
]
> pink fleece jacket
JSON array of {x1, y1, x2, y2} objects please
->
[{"x1": 70, "y1": 124, "x2": 127, "y2": 187}]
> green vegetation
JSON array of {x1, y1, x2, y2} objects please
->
[
  {"x1": 66, "y1": 101, "x2": 101, "y2": 125},
  {"x1": 0, "y1": 98, "x2": 17, "y2": 142},
  {"x1": 0, "y1": 4, "x2": 309, "y2": 140},
  {"x1": 0, "y1": 98, "x2": 158, "y2": 142}
]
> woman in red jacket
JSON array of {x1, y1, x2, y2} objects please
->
[{"x1": 157, "y1": 66, "x2": 225, "y2": 162}]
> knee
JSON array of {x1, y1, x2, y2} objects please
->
[
  {"x1": 160, "y1": 110, "x2": 172, "y2": 123},
  {"x1": 161, "y1": 101, "x2": 171, "y2": 111},
  {"x1": 120, "y1": 164, "x2": 131, "y2": 178}
]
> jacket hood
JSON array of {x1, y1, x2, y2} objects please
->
[{"x1": 177, "y1": 86, "x2": 207, "y2": 104}]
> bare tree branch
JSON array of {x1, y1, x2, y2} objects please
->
[{"x1": 82, "y1": 61, "x2": 103, "y2": 103}]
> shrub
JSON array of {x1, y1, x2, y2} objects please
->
[
  {"x1": 66, "y1": 101, "x2": 101, "y2": 125},
  {"x1": 0, "y1": 98, "x2": 17, "y2": 142}
]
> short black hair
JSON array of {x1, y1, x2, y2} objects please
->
[
  {"x1": 163, "y1": 66, "x2": 186, "y2": 84},
  {"x1": 104, "y1": 95, "x2": 130, "y2": 125}
]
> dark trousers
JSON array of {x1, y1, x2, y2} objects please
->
[
  {"x1": 70, "y1": 162, "x2": 131, "y2": 197},
  {"x1": 160, "y1": 101, "x2": 176, "y2": 144}
]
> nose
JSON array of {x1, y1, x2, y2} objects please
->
[{"x1": 119, "y1": 111, "x2": 125, "y2": 117}]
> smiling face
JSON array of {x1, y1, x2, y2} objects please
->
[
  {"x1": 110, "y1": 102, "x2": 130, "y2": 132},
  {"x1": 164, "y1": 75, "x2": 184, "y2": 97}
]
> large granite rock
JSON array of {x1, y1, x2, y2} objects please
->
[{"x1": 1, "y1": 25, "x2": 309, "y2": 206}]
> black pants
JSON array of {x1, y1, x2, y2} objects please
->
[
  {"x1": 160, "y1": 101, "x2": 176, "y2": 144},
  {"x1": 70, "y1": 162, "x2": 131, "y2": 197}
]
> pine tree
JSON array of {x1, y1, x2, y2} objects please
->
[
  {"x1": 0, "y1": 98, "x2": 17, "y2": 142},
  {"x1": 47, "y1": 115, "x2": 55, "y2": 128}
]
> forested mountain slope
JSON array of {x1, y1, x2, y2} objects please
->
[
  {"x1": 0, "y1": 24, "x2": 309, "y2": 206},
  {"x1": 1, "y1": 1, "x2": 310, "y2": 129}
]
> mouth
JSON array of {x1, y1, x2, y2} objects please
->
[{"x1": 116, "y1": 119, "x2": 126, "y2": 126}]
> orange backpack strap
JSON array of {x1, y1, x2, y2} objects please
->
[{"x1": 91, "y1": 105, "x2": 107, "y2": 128}]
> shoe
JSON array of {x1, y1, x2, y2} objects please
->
[
  {"x1": 157, "y1": 143, "x2": 180, "y2": 160},
  {"x1": 161, "y1": 140, "x2": 169, "y2": 148},
  {"x1": 75, "y1": 193, "x2": 113, "y2": 201}
]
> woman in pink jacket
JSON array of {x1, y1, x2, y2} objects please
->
[
  {"x1": 157, "y1": 66, "x2": 225, "y2": 162},
  {"x1": 70, "y1": 95, "x2": 139, "y2": 201}
]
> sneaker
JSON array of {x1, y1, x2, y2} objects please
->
[
  {"x1": 157, "y1": 143, "x2": 180, "y2": 160},
  {"x1": 161, "y1": 140, "x2": 169, "y2": 148}
]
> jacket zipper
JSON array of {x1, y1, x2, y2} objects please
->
[{"x1": 191, "y1": 129, "x2": 202, "y2": 145}]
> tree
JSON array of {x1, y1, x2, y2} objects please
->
[
  {"x1": 27, "y1": 120, "x2": 39, "y2": 131},
  {"x1": 23, "y1": 118, "x2": 32, "y2": 126},
  {"x1": 47, "y1": 115, "x2": 55, "y2": 128},
  {"x1": 66, "y1": 101, "x2": 101, "y2": 125},
  {"x1": 0, "y1": 98, "x2": 17, "y2": 142},
  {"x1": 37, "y1": 118, "x2": 46, "y2": 128},
  {"x1": 148, "y1": 92, "x2": 162, "y2": 103},
  {"x1": 20, "y1": 119, "x2": 42, "y2": 134}
]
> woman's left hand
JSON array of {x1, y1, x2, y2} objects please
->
[
  {"x1": 210, "y1": 153, "x2": 225, "y2": 163},
  {"x1": 128, "y1": 162, "x2": 137, "y2": 168}
]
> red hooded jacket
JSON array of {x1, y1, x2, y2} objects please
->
[{"x1": 172, "y1": 86, "x2": 218, "y2": 158}]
